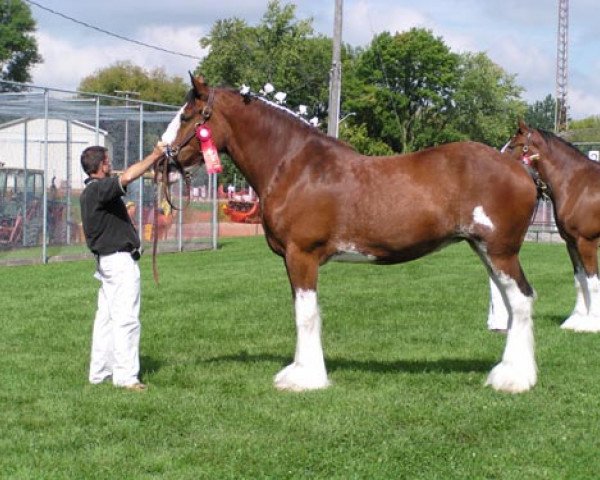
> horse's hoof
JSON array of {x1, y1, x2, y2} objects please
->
[
  {"x1": 488, "y1": 328, "x2": 508, "y2": 334},
  {"x1": 487, "y1": 317, "x2": 509, "y2": 332},
  {"x1": 274, "y1": 363, "x2": 331, "y2": 392},
  {"x1": 485, "y1": 361, "x2": 536, "y2": 393},
  {"x1": 561, "y1": 314, "x2": 600, "y2": 332}
]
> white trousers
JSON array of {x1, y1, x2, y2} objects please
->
[{"x1": 89, "y1": 252, "x2": 141, "y2": 387}]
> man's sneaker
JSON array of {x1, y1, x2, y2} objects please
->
[{"x1": 119, "y1": 382, "x2": 147, "y2": 391}]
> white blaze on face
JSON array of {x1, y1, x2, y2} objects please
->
[
  {"x1": 161, "y1": 104, "x2": 186, "y2": 145},
  {"x1": 472, "y1": 206, "x2": 495, "y2": 231}
]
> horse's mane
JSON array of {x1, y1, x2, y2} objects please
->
[
  {"x1": 536, "y1": 128, "x2": 589, "y2": 161},
  {"x1": 218, "y1": 86, "x2": 335, "y2": 138}
]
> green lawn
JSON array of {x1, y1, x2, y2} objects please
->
[{"x1": 1, "y1": 236, "x2": 598, "y2": 479}]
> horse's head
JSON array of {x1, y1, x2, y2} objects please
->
[
  {"x1": 159, "y1": 74, "x2": 220, "y2": 173},
  {"x1": 503, "y1": 120, "x2": 543, "y2": 168}
]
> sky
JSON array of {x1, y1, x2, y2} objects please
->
[{"x1": 25, "y1": 0, "x2": 600, "y2": 120}]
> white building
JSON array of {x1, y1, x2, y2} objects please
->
[{"x1": 0, "y1": 118, "x2": 111, "y2": 190}]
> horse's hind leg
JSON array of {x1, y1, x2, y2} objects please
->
[
  {"x1": 274, "y1": 245, "x2": 330, "y2": 391},
  {"x1": 561, "y1": 239, "x2": 600, "y2": 332},
  {"x1": 484, "y1": 254, "x2": 537, "y2": 392}
]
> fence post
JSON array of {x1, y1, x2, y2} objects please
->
[{"x1": 42, "y1": 89, "x2": 49, "y2": 264}]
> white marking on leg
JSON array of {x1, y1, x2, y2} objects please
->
[
  {"x1": 274, "y1": 289, "x2": 330, "y2": 391},
  {"x1": 488, "y1": 278, "x2": 509, "y2": 331},
  {"x1": 472, "y1": 206, "x2": 495, "y2": 231},
  {"x1": 562, "y1": 272, "x2": 600, "y2": 332},
  {"x1": 486, "y1": 273, "x2": 536, "y2": 393}
]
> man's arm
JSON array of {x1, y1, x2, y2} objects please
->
[{"x1": 120, "y1": 143, "x2": 165, "y2": 188}]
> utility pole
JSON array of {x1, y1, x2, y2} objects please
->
[
  {"x1": 555, "y1": 0, "x2": 569, "y2": 133},
  {"x1": 115, "y1": 90, "x2": 140, "y2": 168},
  {"x1": 327, "y1": 0, "x2": 343, "y2": 138}
]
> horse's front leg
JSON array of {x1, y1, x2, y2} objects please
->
[
  {"x1": 274, "y1": 246, "x2": 330, "y2": 392},
  {"x1": 562, "y1": 239, "x2": 600, "y2": 332},
  {"x1": 485, "y1": 256, "x2": 536, "y2": 393},
  {"x1": 487, "y1": 278, "x2": 509, "y2": 332}
]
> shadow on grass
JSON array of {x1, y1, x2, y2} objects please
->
[
  {"x1": 201, "y1": 351, "x2": 494, "y2": 375},
  {"x1": 545, "y1": 314, "x2": 568, "y2": 327},
  {"x1": 140, "y1": 355, "x2": 164, "y2": 377}
]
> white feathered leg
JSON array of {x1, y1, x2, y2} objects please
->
[
  {"x1": 487, "y1": 278, "x2": 509, "y2": 332},
  {"x1": 274, "y1": 289, "x2": 330, "y2": 391},
  {"x1": 561, "y1": 272, "x2": 600, "y2": 332},
  {"x1": 486, "y1": 274, "x2": 537, "y2": 393}
]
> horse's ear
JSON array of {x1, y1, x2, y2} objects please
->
[
  {"x1": 518, "y1": 119, "x2": 530, "y2": 132},
  {"x1": 189, "y1": 73, "x2": 208, "y2": 98}
]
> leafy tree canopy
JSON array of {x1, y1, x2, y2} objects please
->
[
  {"x1": 78, "y1": 61, "x2": 187, "y2": 105},
  {"x1": 0, "y1": 0, "x2": 42, "y2": 88},
  {"x1": 452, "y1": 52, "x2": 526, "y2": 147},
  {"x1": 198, "y1": 0, "x2": 332, "y2": 119},
  {"x1": 524, "y1": 94, "x2": 555, "y2": 131},
  {"x1": 344, "y1": 29, "x2": 460, "y2": 153}
]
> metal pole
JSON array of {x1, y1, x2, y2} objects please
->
[
  {"x1": 554, "y1": 0, "x2": 569, "y2": 132},
  {"x1": 115, "y1": 90, "x2": 140, "y2": 169},
  {"x1": 137, "y1": 103, "x2": 144, "y2": 240},
  {"x1": 327, "y1": 0, "x2": 343, "y2": 138},
  {"x1": 211, "y1": 173, "x2": 218, "y2": 249},
  {"x1": 22, "y1": 121, "x2": 28, "y2": 247},
  {"x1": 66, "y1": 120, "x2": 72, "y2": 245},
  {"x1": 95, "y1": 96, "x2": 100, "y2": 145},
  {"x1": 42, "y1": 89, "x2": 49, "y2": 263},
  {"x1": 178, "y1": 175, "x2": 183, "y2": 252}
]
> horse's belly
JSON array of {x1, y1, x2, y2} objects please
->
[
  {"x1": 331, "y1": 242, "x2": 378, "y2": 263},
  {"x1": 331, "y1": 237, "x2": 455, "y2": 265}
]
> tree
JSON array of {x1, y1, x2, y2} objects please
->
[
  {"x1": 0, "y1": 0, "x2": 42, "y2": 88},
  {"x1": 197, "y1": 1, "x2": 334, "y2": 183},
  {"x1": 564, "y1": 116, "x2": 600, "y2": 146},
  {"x1": 344, "y1": 29, "x2": 460, "y2": 153},
  {"x1": 78, "y1": 61, "x2": 187, "y2": 105},
  {"x1": 198, "y1": 0, "x2": 331, "y2": 115},
  {"x1": 524, "y1": 94, "x2": 555, "y2": 131},
  {"x1": 78, "y1": 62, "x2": 188, "y2": 169},
  {"x1": 339, "y1": 122, "x2": 394, "y2": 156},
  {"x1": 451, "y1": 52, "x2": 526, "y2": 147}
]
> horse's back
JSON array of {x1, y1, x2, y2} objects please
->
[{"x1": 262, "y1": 140, "x2": 536, "y2": 261}]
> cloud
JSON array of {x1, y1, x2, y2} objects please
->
[
  {"x1": 343, "y1": 1, "x2": 432, "y2": 46},
  {"x1": 31, "y1": 26, "x2": 207, "y2": 91},
  {"x1": 26, "y1": 0, "x2": 600, "y2": 119}
]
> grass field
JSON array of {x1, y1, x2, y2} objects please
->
[{"x1": 2, "y1": 236, "x2": 600, "y2": 479}]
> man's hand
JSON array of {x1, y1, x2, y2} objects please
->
[{"x1": 121, "y1": 141, "x2": 166, "y2": 187}]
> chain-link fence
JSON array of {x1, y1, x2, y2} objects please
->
[{"x1": 0, "y1": 81, "x2": 218, "y2": 265}]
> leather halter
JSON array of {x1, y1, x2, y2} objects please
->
[
  {"x1": 161, "y1": 88, "x2": 215, "y2": 172},
  {"x1": 509, "y1": 131, "x2": 549, "y2": 200},
  {"x1": 151, "y1": 88, "x2": 215, "y2": 284}
]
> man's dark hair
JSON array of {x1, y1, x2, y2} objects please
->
[{"x1": 81, "y1": 146, "x2": 108, "y2": 175}]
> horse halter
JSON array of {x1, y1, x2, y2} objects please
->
[
  {"x1": 502, "y1": 131, "x2": 539, "y2": 167},
  {"x1": 161, "y1": 88, "x2": 216, "y2": 172},
  {"x1": 154, "y1": 88, "x2": 216, "y2": 210},
  {"x1": 505, "y1": 130, "x2": 548, "y2": 200}
]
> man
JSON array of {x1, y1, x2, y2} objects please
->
[{"x1": 80, "y1": 143, "x2": 164, "y2": 391}]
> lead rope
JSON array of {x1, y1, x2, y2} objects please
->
[{"x1": 151, "y1": 151, "x2": 193, "y2": 285}]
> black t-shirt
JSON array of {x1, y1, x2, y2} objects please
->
[{"x1": 80, "y1": 176, "x2": 140, "y2": 255}]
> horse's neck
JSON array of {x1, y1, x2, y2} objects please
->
[
  {"x1": 537, "y1": 139, "x2": 586, "y2": 198},
  {"x1": 220, "y1": 98, "x2": 315, "y2": 198}
]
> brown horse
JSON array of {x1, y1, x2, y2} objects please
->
[
  {"x1": 164, "y1": 76, "x2": 539, "y2": 393},
  {"x1": 501, "y1": 120, "x2": 600, "y2": 332}
]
